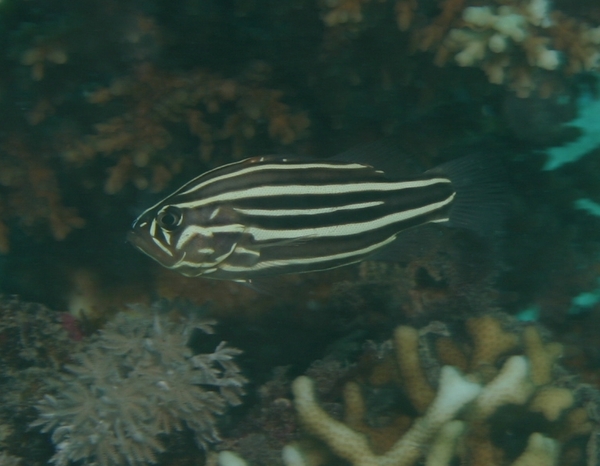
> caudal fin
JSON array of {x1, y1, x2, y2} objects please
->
[{"x1": 428, "y1": 155, "x2": 508, "y2": 237}]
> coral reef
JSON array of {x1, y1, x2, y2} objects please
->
[
  {"x1": 0, "y1": 451, "x2": 22, "y2": 466},
  {"x1": 63, "y1": 62, "x2": 310, "y2": 194},
  {"x1": 2, "y1": 0, "x2": 597, "y2": 334},
  {"x1": 330, "y1": 225, "x2": 501, "y2": 322},
  {"x1": 218, "y1": 366, "x2": 302, "y2": 466},
  {"x1": 287, "y1": 314, "x2": 599, "y2": 465},
  {"x1": 0, "y1": 297, "x2": 76, "y2": 371},
  {"x1": 0, "y1": 2, "x2": 311, "y2": 254},
  {"x1": 292, "y1": 365, "x2": 481, "y2": 466},
  {"x1": 32, "y1": 303, "x2": 247, "y2": 466},
  {"x1": 320, "y1": 0, "x2": 600, "y2": 97},
  {"x1": 0, "y1": 138, "x2": 85, "y2": 253},
  {"x1": 0, "y1": 297, "x2": 79, "y2": 460},
  {"x1": 2, "y1": 2, "x2": 600, "y2": 466},
  {"x1": 432, "y1": 0, "x2": 600, "y2": 97}
]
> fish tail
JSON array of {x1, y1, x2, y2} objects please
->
[{"x1": 428, "y1": 155, "x2": 508, "y2": 237}]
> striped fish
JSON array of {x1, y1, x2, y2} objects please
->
[{"x1": 128, "y1": 152, "x2": 502, "y2": 282}]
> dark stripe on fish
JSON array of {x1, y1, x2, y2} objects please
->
[{"x1": 231, "y1": 186, "x2": 453, "y2": 231}]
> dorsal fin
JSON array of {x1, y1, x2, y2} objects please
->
[{"x1": 330, "y1": 139, "x2": 423, "y2": 178}]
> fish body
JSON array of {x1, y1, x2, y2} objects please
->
[{"x1": 128, "y1": 153, "x2": 500, "y2": 282}]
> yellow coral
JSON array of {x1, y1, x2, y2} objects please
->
[
  {"x1": 424, "y1": 420, "x2": 465, "y2": 466},
  {"x1": 511, "y1": 433, "x2": 559, "y2": 466},
  {"x1": 466, "y1": 315, "x2": 519, "y2": 378},
  {"x1": 522, "y1": 325, "x2": 563, "y2": 386},
  {"x1": 393, "y1": 326, "x2": 436, "y2": 412},
  {"x1": 343, "y1": 380, "x2": 413, "y2": 453},
  {"x1": 288, "y1": 315, "x2": 594, "y2": 466},
  {"x1": 292, "y1": 366, "x2": 481, "y2": 466},
  {"x1": 529, "y1": 387, "x2": 574, "y2": 421}
]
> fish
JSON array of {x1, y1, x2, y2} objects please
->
[{"x1": 128, "y1": 148, "x2": 504, "y2": 282}]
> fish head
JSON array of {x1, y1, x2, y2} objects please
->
[
  {"x1": 128, "y1": 204, "x2": 192, "y2": 270},
  {"x1": 128, "y1": 202, "x2": 246, "y2": 277}
]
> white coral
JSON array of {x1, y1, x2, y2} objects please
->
[
  {"x1": 291, "y1": 366, "x2": 481, "y2": 466},
  {"x1": 451, "y1": 0, "x2": 562, "y2": 78}
]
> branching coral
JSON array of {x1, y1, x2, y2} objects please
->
[
  {"x1": 320, "y1": 0, "x2": 373, "y2": 27},
  {"x1": 0, "y1": 137, "x2": 84, "y2": 253},
  {"x1": 432, "y1": 0, "x2": 600, "y2": 97},
  {"x1": 20, "y1": 41, "x2": 68, "y2": 82},
  {"x1": 0, "y1": 63, "x2": 309, "y2": 251},
  {"x1": 292, "y1": 365, "x2": 481, "y2": 466},
  {"x1": 32, "y1": 305, "x2": 247, "y2": 466},
  {"x1": 0, "y1": 2, "x2": 312, "y2": 255},
  {"x1": 61, "y1": 63, "x2": 310, "y2": 194},
  {"x1": 286, "y1": 314, "x2": 598, "y2": 466},
  {"x1": 319, "y1": 0, "x2": 600, "y2": 97}
]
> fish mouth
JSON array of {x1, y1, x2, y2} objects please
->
[
  {"x1": 126, "y1": 230, "x2": 143, "y2": 249},
  {"x1": 127, "y1": 230, "x2": 174, "y2": 266},
  {"x1": 127, "y1": 230, "x2": 156, "y2": 258}
]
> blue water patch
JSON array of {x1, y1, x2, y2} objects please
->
[
  {"x1": 570, "y1": 283, "x2": 600, "y2": 315},
  {"x1": 574, "y1": 198, "x2": 600, "y2": 217},
  {"x1": 516, "y1": 306, "x2": 540, "y2": 322},
  {"x1": 544, "y1": 93, "x2": 600, "y2": 170}
]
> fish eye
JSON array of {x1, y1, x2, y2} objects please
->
[{"x1": 158, "y1": 206, "x2": 183, "y2": 231}]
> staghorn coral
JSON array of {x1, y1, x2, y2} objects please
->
[
  {"x1": 291, "y1": 365, "x2": 482, "y2": 466},
  {"x1": 285, "y1": 314, "x2": 600, "y2": 466},
  {"x1": 62, "y1": 63, "x2": 310, "y2": 194},
  {"x1": 32, "y1": 303, "x2": 247, "y2": 466}
]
